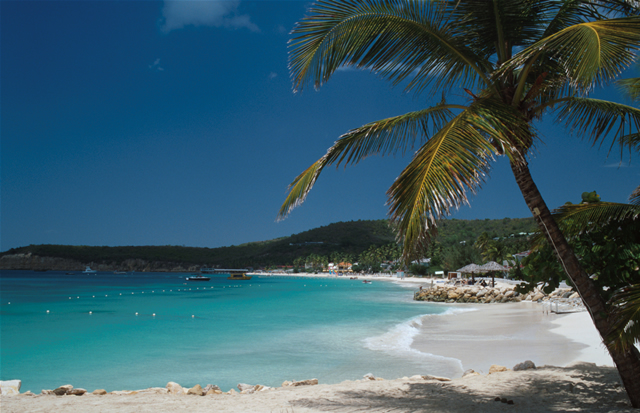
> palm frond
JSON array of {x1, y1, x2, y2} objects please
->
[
  {"x1": 630, "y1": 185, "x2": 640, "y2": 205},
  {"x1": 449, "y1": 0, "x2": 555, "y2": 62},
  {"x1": 278, "y1": 104, "x2": 459, "y2": 219},
  {"x1": 607, "y1": 283, "x2": 640, "y2": 351},
  {"x1": 617, "y1": 76, "x2": 640, "y2": 102},
  {"x1": 387, "y1": 99, "x2": 532, "y2": 258},
  {"x1": 554, "y1": 97, "x2": 640, "y2": 154},
  {"x1": 553, "y1": 201, "x2": 640, "y2": 238},
  {"x1": 501, "y1": 16, "x2": 640, "y2": 91},
  {"x1": 289, "y1": 0, "x2": 494, "y2": 95}
]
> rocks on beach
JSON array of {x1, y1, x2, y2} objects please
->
[{"x1": 414, "y1": 284, "x2": 585, "y2": 308}]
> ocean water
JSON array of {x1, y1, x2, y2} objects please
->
[{"x1": 0, "y1": 270, "x2": 464, "y2": 392}]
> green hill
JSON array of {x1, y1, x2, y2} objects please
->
[{"x1": 1, "y1": 217, "x2": 536, "y2": 270}]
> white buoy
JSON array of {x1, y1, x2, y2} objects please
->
[
  {"x1": 192, "y1": 315, "x2": 194, "y2": 318},
  {"x1": 93, "y1": 296, "x2": 95, "y2": 298},
  {"x1": 152, "y1": 313, "x2": 156, "y2": 317},
  {"x1": 120, "y1": 293, "x2": 122, "y2": 295},
  {"x1": 105, "y1": 295, "x2": 108, "y2": 297},
  {"x1": 46, "y1": 310, "x2": 50, "y2": 313},
  {"x1": 135, "y1": 312, "x2": 138, "y2": 315},
  {"x1": 69, "y1": 297, "x2": 72, "y2": 299},
  {"x1": 89, "y1": 311, "x2": 92, "y2": 314}
]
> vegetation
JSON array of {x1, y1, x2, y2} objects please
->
[
  {"x1": 516, "y1": 191, "x2": 640, "y2": 353},
  {"x1": 1, "y1": 217, "x2": 534, "y2": 271},
  {"x1": 277, "y1": 0, "x2": 640, "y2": 405}
]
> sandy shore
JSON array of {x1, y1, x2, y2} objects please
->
[
  {"x1": 2, "y1": 362, "x2": 633, "y2": 412},
  {"x1": 2, "y1": 274, "x2": 631, "y2": 412}
]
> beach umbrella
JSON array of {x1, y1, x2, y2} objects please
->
[
  {"x1": 480, "y1": 261, "x2": 508, "y2": 287},
  {"x1": 456, "y1": 263, "x2": 482, "y2": 283}
]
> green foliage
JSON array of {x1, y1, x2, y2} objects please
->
[
  {"x1": 517, "y1": 192, "x2": 640, "y2": 299},
  {"x1": 2, "y1": 217, "x2": 537, "y2": 271},
  {"x1": 409, "y1": 264, "x2": 429, "y2": 276}
]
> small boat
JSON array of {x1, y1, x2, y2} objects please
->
[
  {"x1": 227, "y1": 273, "x2": 252, "y2": 280},
  {"x1": 186, "y1": 275, "x2": 211, "y2": 281},
  {"x1": 82, "y1": 266, "x2": 97, "y2": 274},
  {"x1": 362, "y1": 280, "x2": 372, "y2": 284}
]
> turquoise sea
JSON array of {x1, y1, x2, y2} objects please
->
[{"x1": 0, "y1": 270, "x2": 464, "y2": 392}]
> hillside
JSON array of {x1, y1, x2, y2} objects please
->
[{"x1": 0, "y1": 217, "x2": 536, "y2": 271}]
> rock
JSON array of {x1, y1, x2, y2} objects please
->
[
  {"x1": 41, "y1": 390, "x2": 55, "y2": 395},
  {"x1": 205, "y1": 388, "x2": 223, "y2": 395},
  {"x1": 488, "y1": 365, "x2": 508, "y2": 374},
  {"x1": 421, "y1": 375, "x2": 451, "y2": 382},
  {"x1": 187, "y1": 384, "x2": 203, "y2": 396},
  {"x1": 409, "y1": 375, "x2": 423, "y2": 380},
  {"x1": 53, "y1": 385, "x2": 73, "y2": 396},
  {"x1": 137, "y1": 388, "x2": 168, "y2": 395},
  {"x1": 363, "y1": 373, "x2": 376, "y2": 381},
  {"x1": 462, "y1": 369, "x2": 480, "y2": 378},
  {"x1": 447, "y1": 291, "x2": 460, "y2": 299},
  {"x1": 476, "y1": 290, "x2": 487, "y2": 298},
  {"x1": 531, "y1": 293, "x2": 544, "y2": 301},
  {"x1": 110, "y1": 390, "x2": 137, "y2": 395},
  {"x1": 504, "y1": 290, "x2": 516, "y2": 298},
  {"x1": 282, "y1": 380, "x2": 293, "y2": 387},
  {"x1": 569, "y1": 292, "x2": 580, "y2": 299},
  {"x1": 291, "y1": 379, "x2": 318, "y2": 386},
  {"x1": 0, "y1": 380, "x2": 22, "y2": 396},
  {"x1": 166, "y1": 382, "x2": 184, "y2": 395},
  {"x1": 92, "y1": 389, "x2": 107, "y2": 395},
  {"x1": 513, "y1": 360, "x2": 536, "y2": 371},
  {"x1": 68, "y1": 388, "x2": 87, "y2": 396},
  {"x1": 203, "y1": 384, "x2": 220, "y2": 394},
  {"x1": 238, "y1": 383, "x2": 257, "y2": 394},
  {"x1": 22, "y1": 391, "x2": 35, "y2": 396},
  {"x1": 227, "y1": 389, "x2": 238, "y2": 395}
]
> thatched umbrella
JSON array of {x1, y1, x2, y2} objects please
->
[
  {"x1": 457, "y1": 263, "x2": 482, "y2": 283},
  {"x1": 479, "y1": 261, "x2": 508, "y2": 287}
]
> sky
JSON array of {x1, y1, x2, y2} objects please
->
[{"x1": 2, "y1": 0, "x2": 639, "y2": 252}]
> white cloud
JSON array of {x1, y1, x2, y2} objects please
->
[
  {"x1": 149, "y1": 58, "x2": 165, "y2": 71},
  {"x1": 160, "y1": 0, "x2": 259, "y2": 33}
]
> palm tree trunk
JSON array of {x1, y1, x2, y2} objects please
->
[{"x1": 510, "y1": 160, "x2": 640, "y2": 408}]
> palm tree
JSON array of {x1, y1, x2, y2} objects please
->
[{"x1": 278, "y1": 0, "x2": 640, "y2": 404}]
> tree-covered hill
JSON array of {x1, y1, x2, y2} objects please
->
[{"x1": 1, "y1": 217, "x2": 536, "y2": 270}]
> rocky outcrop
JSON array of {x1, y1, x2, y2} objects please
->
[{"x1": 414, "y1": 285, "x2": 523, "y2": 303}]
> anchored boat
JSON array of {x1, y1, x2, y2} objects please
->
[
  {"x1": 201, "y1": 268, "x2": 252, "y2": 280},
  {"x1": 186, "y1": 274, "x2": 211, "y2": 281}
]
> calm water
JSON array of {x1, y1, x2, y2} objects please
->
[{"x1": 0, "y1": 270, "x2": 463, "y2": 392}]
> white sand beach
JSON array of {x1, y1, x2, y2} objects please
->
[{"x1": 2, "y1": 285, "x2": 632, "y2": 412}]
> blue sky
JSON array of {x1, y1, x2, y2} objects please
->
[{"x1": 2, "y1": 0, "x2": 639, "y2": 252}]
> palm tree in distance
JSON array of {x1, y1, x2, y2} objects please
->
[{"x1": 277, "y1": 0, "x2": 640, "y2": 405}]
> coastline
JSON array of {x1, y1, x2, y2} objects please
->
[{"x1": 3, "y1": 272, "x2": 630, "y2": 412}]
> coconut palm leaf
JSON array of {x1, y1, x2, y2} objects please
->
[
  {"x1": 607, "y1": 283, "x2": 640, "y2": 351},
  {"x1": 553, "y1": 201, "x2": 640, "y2": 238},
  {"x1": 618, "y1": 76, "x2": 640, "y2": 102},
  {"x1": 387, "y1": 99, "x2": 532, "y2": 256},
  {"x1": 501, "y1": 16, "x2": 640, "y2": 91},
  {"x1": 289, "y1": 0, "x2": 494, "y2": 94},
  {"x1": 630, "y1": 185, "x2": 640, "y2": 206},
  {"x1": 553, "y1": 97, "x2": 640, "y2": 152},
  {"x1": 449, "y1": 0, "x2": 556, "y2": 62},
  {"x1": 278, "y1": 104, "x2": 460, "y2": 219}
]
